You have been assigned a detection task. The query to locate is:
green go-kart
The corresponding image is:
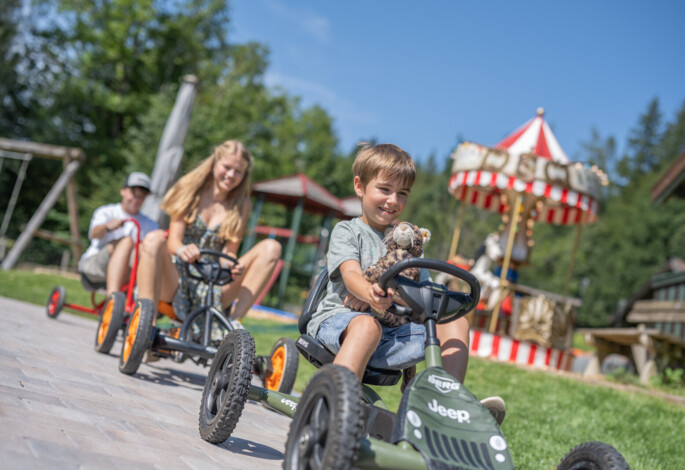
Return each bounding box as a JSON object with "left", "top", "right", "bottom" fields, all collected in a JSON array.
[
  {"left": 199, "top": 258, "right": 629, "bottom": 470},
  {"left": 109, "top": 248, "right": 298, "bottom": 394}
]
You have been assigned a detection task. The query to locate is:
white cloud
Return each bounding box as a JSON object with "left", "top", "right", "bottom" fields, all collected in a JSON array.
[{"left": 265, "top": 71, "right": 376, "bottom": 128}]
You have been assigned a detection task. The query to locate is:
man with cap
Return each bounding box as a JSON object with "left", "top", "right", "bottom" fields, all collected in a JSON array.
[{"left": 78, "top": 172, "right": 159, "bottom": 295}]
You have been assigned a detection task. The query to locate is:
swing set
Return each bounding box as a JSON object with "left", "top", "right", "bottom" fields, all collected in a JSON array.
[{"left": 0, "top": 137, "right": 85, "bottom": 271}]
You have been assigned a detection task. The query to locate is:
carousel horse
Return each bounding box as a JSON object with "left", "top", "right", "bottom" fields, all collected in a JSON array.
[
  {"left": 470, "top": 232, "right": 503, "bottom": 304},
  {"left": 437, "top": 232, "right": 503, "bottom": 304}
]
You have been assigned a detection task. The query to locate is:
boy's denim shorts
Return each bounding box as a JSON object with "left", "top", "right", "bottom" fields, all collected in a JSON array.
[{"left": 316, "top": 310, "right": 426, "bottom": 371}]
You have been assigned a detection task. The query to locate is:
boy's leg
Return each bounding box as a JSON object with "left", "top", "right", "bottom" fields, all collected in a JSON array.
[
  {"left": 106, "top": 236, "right": 134, "bottom": 295},
  {"left": 436, "top": 316, "right": 506, "bottom": 425},
  {"left": 221, "top": 238, "right": 281, "bottom": 319},
  {"left": 436, "top": 316, "right": 470, "bottom": 383},
  {"left": 334, "top": 315, "right": 383, "bottom": 380}
]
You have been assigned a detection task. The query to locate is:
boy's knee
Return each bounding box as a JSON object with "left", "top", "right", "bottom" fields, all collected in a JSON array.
[
  {"left": 114, "top": 236, "right": 134, "bottom": 251},
  {"left": 348, "top": 314, "right": 382, "bottom": 338}
]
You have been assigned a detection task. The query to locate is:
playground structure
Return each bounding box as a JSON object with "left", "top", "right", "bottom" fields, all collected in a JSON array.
[
  {"left": 0, "top": 138, "right": 85, "bottom": 271},
  {"left": 240, "top": 173, "right": 360, "bottom": 308},
  {"left": 447, "top": 109, "right": 608, "bottom": 371}
]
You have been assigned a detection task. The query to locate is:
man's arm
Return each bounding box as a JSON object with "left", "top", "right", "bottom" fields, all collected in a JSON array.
[{"left": 88, "top": 218, "right": 123, "bottom": 240}]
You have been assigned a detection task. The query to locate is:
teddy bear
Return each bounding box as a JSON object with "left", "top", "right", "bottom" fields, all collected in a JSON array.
[{"left": 362, "top": 221, "right": 431, "bottom": 328}]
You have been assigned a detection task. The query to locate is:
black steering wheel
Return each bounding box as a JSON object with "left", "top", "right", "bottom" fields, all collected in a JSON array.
[
  {"left": 378, "top": 258, "right": 480, "bottom": 324},
  {"left": 183, "top": 249, "right": 239, "bottom": 287}
]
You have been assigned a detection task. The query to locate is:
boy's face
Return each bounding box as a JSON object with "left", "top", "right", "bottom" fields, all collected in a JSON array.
[
  {"left": 354, "top": 172, "right": 410, "bottom": 232},
  {"left": 120, "top": 186, "right": 149, "bottom": 215}
]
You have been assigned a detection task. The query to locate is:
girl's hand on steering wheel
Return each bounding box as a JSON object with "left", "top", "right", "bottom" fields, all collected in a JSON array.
[
  {"left": 230, "top": 261, "right": 245, "bottom": 278},
  {"left": 176, "top": 243, "right": 201, "bottom": 263}
]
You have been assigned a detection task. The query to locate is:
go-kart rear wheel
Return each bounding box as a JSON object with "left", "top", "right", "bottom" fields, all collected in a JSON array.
[
  {"left": 262, "top": 337, "right": 299, "bottom": 394},
  {"left": 199, "top": 329, "right": 255, "bottom": 443},
  {"left": 119, "top": 299, "right": 154, "bottom": 375},
  {"left": 94, "top": 292, "right": 126, "bottom": 354},
  {"left": 46, "top": 286, "right": 66, "bottom": 319},
  {"left": 558, "top": 441, "right": 629, "bottom": 470},
  {"left": 283, "top": 364, "right": 363, "bottom": 470}
]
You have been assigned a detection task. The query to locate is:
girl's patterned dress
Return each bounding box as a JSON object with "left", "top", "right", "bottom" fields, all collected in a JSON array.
[{"left": 172, "top": 216, "right": 227, "bottom": 319}]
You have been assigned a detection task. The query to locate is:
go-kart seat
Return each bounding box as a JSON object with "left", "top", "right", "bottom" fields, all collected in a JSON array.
[
  {"left": 79, "top": 272, "right": 107, "bottom": 292},
  {"left": 296, "top": 268, "right": 401, "bottom": 386}
]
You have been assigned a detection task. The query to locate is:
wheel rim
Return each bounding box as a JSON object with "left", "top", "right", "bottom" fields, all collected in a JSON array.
[
  {"left": 97, "top": 299, "right": 114, "bottom": 345},
  {"left": 294, "top": 395, "right": 330, "bottom": 470},
  {"left": 48, "top": 290, "right": 60, "bottom": 314},
  {"left": 204, "top": 348, "right": 234, "bottom": 422},
  {"left": 264, "top": 345, "right": 286, "bottom": 390},
  {"left": 122, "top": 307, "right": 140, "bottom": 363}
]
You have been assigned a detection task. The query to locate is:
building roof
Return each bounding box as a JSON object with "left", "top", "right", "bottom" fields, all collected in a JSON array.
[{"left": 652, "top": 150, "right": 685, "bottom": 205}]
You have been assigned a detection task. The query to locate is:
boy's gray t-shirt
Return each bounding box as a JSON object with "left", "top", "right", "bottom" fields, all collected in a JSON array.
[
  {"left": 307, "top": 217, "right": 386, "bottom": 338},
  {"left": 306, "top": 217, "right": 429, "bottom": 338}
]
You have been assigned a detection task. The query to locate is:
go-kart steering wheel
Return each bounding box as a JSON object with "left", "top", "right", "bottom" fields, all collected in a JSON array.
[
  {"left": 378, "top": 258, "right": 480, "bottom": 324},
  {"left": 183, "top": 249, "right": 239, "bottom": 287}
]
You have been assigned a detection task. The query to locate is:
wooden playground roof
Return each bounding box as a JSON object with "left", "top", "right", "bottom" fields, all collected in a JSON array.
[
  {"left": 652, "top": 150, "right": 685, "bottom": 205},
  {"left": 252, "top": 173, "right": 360, "bottom": 219}
]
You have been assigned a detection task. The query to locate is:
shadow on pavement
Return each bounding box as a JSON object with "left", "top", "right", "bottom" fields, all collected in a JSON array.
[
  {"left": 219, "top": 436, "right": 283, "bottom": 461},
  {"left": 133, "top": 364, "right": 207, "bottom": 389}
]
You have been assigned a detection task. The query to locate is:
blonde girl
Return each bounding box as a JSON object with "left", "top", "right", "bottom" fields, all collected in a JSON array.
[{"left": 136, "top": 139, "right": 281, "bottom": 321}]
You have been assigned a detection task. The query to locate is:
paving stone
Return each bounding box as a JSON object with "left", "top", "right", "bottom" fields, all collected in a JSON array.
[{"left": 0, "top": 296, "right": 292, "bottom": 469}]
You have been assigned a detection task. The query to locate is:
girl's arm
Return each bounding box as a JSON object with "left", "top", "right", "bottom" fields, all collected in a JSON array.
[{"left": 168, "top": 216, "right": 199, "bottom": 263}]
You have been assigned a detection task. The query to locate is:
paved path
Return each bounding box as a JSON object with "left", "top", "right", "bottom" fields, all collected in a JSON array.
[{"left": 0, "top": 296, "right": 291, "bottom": 469}]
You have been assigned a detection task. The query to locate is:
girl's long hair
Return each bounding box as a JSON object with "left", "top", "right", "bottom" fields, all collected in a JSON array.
[{"left": 160, "top": 140, "right": 254, "bottom": 243}]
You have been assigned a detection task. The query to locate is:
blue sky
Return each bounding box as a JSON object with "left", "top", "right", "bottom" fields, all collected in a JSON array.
[{"left": 230, "top": 1, "right": 684, "bottom": 165}]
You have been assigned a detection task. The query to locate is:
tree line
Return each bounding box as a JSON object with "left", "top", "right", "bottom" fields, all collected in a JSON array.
[{"left": 2, "top": 0, "right": 684, "bottom": 323}]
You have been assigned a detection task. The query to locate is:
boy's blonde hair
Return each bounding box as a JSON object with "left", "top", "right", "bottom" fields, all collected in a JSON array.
[
  {"left": 352, "top": 143, "right": 416, "bottom": 188},
  {"left": 161, "top": 139, "right": 253, "bottom": 243}
]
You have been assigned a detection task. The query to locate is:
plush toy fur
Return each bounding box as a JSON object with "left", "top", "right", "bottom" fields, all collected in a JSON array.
[{"left": 363, "top": 221, "right": 431, "bottom": 327}]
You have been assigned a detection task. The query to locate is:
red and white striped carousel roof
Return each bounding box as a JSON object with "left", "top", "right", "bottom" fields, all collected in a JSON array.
[{"left": 495, "top": 108, "right": 569, "bottom": 164}]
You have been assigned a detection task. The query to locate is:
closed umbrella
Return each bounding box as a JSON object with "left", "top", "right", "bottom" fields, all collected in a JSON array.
[{"left": 141, "top": 75, "right": 198, "bottom": 227}]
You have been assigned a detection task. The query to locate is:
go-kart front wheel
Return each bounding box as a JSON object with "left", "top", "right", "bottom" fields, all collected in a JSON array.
[
  {"left": 119, "top": 299, "right": 154, "bottom": 375},
  {"left": 558, "top": 441, "right": 629, "bottom": 470},
  {"left": 283, "top": 364, "right": 363, "bottom": 470},
  {"left": 262, "top": 337, "right": 299, "bottom": 394},
  {"left": 46, "top": 286, "right": 66, "bottom": 319},
  {"left": 94, "top": 292, "right": 126, "bottom": 354},
  {"left": 199, "top": 329, "right": 255, "bottom": 443}
]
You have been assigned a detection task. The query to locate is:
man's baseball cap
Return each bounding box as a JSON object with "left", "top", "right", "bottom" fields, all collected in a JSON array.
[{"left": 123, "top": 172, "right": 152, "bottom": 192}]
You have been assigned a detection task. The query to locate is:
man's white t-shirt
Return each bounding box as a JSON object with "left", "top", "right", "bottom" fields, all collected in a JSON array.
[{"left": 78, "top": 203, "right": 159, "bottom": 271}]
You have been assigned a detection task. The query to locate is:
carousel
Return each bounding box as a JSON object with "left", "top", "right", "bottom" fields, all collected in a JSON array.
[{"left": 447, "top": 108, "right": 608, "bottom": 371}]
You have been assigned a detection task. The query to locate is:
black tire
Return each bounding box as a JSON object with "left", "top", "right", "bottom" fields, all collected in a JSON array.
[
  {"left": 283, "top": 364, "right": 363, "bottom": 470},
  {"left": 46, "top": 286, "right": 66, "bottom": 319},
  {"left": 262, "top": 337, "right": 299, "bottom": 394},
  {"left": 558, "top": 441, "right": 630, "bottom": 470},
  {"left": 119, "top": 299, "right": 155, "bottom": 375},
  {"left": 94, "top": 292, "right": 126, "bottom": 354},
  {"left": 199, "top": 329, "right": 255, "bottom": 443}
]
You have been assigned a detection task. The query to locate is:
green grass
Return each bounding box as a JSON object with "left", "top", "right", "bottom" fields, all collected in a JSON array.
[{"left": 3, "top": 268, "right": 685, "bottom": 469}]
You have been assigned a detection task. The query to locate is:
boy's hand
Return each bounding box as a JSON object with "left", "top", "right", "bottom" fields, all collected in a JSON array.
[
  {"left": 368, "top": 283, "right": 394, "bottom": 312},
  {"left": 344, "top": 294, "right": 369, "bottom": 312}
]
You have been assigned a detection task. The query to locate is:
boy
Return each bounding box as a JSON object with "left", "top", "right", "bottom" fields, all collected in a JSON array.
[
  {"left": 78, "top": 172, "right": 158, "bottom": 296},
  {"left": 307, "top": 143, "right": 505, "bottom": 424}
]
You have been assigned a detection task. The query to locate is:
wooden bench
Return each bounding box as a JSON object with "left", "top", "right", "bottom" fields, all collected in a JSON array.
[{"left": 578, "top": 300, "right": 685, "bottom": 383}]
